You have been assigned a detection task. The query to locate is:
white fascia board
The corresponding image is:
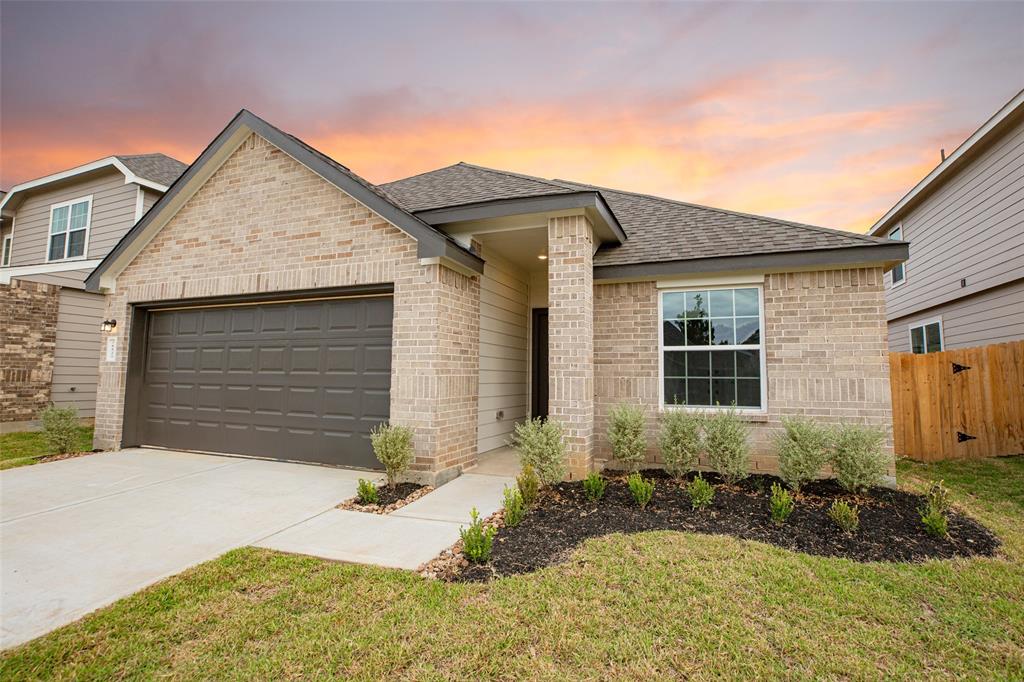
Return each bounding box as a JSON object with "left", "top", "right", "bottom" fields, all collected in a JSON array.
[
  {"left": 0, "top": 258, "right": 102, "bottom": 284},
  {"left": 0, "top": 158, "right": 169, "bottom": 214}
]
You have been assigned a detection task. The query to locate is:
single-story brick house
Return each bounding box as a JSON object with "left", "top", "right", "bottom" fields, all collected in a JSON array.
[{"left": 86, "top": 110, "right": 908, "bottom": 484}]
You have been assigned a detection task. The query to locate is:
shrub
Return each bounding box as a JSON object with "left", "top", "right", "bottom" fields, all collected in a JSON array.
[
  {"left": 919, "top": 481, "right": 951, "bottom": 538},
  {"left": 828, "top": 500, "right": 860, "bottom": 533},
  {"left": 607, "top": 403, "right": 648, "bottom": 471},
  {"left": 658, "top": 409, "right": 702, "bottom": 479},
  {"left": 769, "top": 482, "right": 795, "bottom": 525},
  {"left": 627, "top": 472, "right": 655, "bottom": 509},
  {"left": 583, "top": 472, "right": 607, "bottom": 502},
  {"left": 774, "top": 417, "right": 832, "bottom": 491},
  {"left": 688, "top": 474, "right": 715, "bottom": 510},
  {"left": 370, "top": 422, "right": 414, "bottom": 488},
  {"left": 704, "top": 406, "right": 751, "bottom": 484},
  {"left": 923, "top": 481, "right": 952, "bottom": 515},
  {"left": 503, "top": 486, "right": 525, "bottom": 527},
  {"left": 460, "top": 508, "right": 497, "bottom": 563},
  {"left": 356, "top": 478, "right": 379, "bottom": 505},
  {"left": 831, "top": 423, "right": 888, "bottom": 492},
  {"left": 40, "top": 405, "right": 80, "bottom": 455},
  {"left": 516, "top": 464, "right": 540, "bottom": 506},
  {"left": 510, "top": 417, "right": 566, "bottom": 485}
]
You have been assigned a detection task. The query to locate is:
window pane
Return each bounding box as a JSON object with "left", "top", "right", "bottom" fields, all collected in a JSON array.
[
  {"left": 685, "top": 291, "right": 708, "bottom": 319},
  {"left": 736, "top": 350, "right": 759, "bottom": 377},
  {"left": 925, "top": 323, "right": 942, "bottom": 353},
  {"left": 2, "top": 238, "right": 10, "bottom": 266},
  {"left": 685, "top": 319, "right": 709, "bottom": 345},
  {"left": 687, "top": 378, "right": 710, "bottom": 406},
  {"left": 69, "top": 201, "right": 89, "bottom": 230},
  {"left": 712, "top": 378, "right": 735, "bottom": 407},
  {"left": 67, "top": 230, "right": 86, "bottom": 258},
  {"left": 911, "top": 326, "right": 925, "bottom": 354},
  {"left": 709, "top": 289, "right": 733, "bottom": 317},
  {"left": 50, "top": 206, "right": 69, "bottom": 234},
  {"left": 664, "top": 320, "right": 685, "bottom": 346},
  {"left": 662, "top": 292, "right": 686, "bottom": 321},
  {"left": 664, "top": 351, "right": 686, "bottom": 377},
  {"left": 892, "top": 263, "right": 905, "bottom": 283},
  {"left": 664, "top": 379, "right": 686, "bottom": 405},
  {"left": 711, "top": 318, "right": 734, "bottom": 345},
  {"left": 48, "top": 234, "right": 66, "bottom": 260},
  {"left": 734, "top": 288, "right": 759, "bottom": 316},
  {"left": 711, "top": 351, "right": 734, "bottom": 377},
  {"left": 736, "top": 378, "right": 761, "bottom": 407},
  {"left": 686, "top": 351, "right": 710, "bottom": 377},
  {"left": 735, "top": 317, "right": 760, "bottom": 345}
]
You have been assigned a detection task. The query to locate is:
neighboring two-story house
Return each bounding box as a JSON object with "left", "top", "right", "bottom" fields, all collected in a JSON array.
[
  {"left": 1, "top": 154, "right": 186, "bottom": 430},
  {"left": 871, "top": 89, "right": 1024, "bottom": 353}
]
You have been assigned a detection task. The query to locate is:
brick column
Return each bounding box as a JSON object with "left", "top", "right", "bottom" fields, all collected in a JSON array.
[{"left": 548, "top": 214, "right": 594, "bottom": 479}]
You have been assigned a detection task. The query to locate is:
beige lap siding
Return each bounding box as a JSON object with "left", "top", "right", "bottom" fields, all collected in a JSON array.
[
  {"left": 593, "top": 268, "right": 895, "bottom": 474},
  {"left": 93, "top": 133, "right": 479, "bottom": 481}
]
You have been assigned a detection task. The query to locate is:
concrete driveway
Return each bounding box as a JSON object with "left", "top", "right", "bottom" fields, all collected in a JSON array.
[{"left": 0, "top": 448, "right": 363, "bottom": 649}]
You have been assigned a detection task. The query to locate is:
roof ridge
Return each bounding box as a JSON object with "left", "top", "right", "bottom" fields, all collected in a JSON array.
[
  {"left": 378, "top": 162, "right": 464, "bottom": 187},
  {"left": 553, "top": 178, "right": 890, "bottom": 245},
  {"left": 455, "top": 161, "right": 573, "bottom": 191}
]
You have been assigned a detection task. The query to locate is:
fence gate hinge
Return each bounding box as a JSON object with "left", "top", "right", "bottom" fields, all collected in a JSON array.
[
  {"left": 952, "top": 362, "right": 971, "bottom": 374},
  {"left": 957, "top": 431, "right": 977, "bottom": 443}
]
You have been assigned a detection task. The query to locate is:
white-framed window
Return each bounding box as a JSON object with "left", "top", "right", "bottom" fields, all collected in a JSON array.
[
  {"left": 47, "top": 196, "right": 92, "bottom": 262},
  {"left": 889, "top": 225, "right": 905, "bottom": 286},
  {"left": 659, "top": 285, "right": 766, "bottom": 411},
  {"left": 1, "top": 234, "right": 11, "bottom": 266},
  {"left": 910, "top": 318, "right": 943, "bottom": 354}
]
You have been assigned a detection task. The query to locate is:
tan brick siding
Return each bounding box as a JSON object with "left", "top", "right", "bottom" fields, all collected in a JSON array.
[
  {"left": 594, "top": 268, "right": 895, "bottom": 475},
  {"left": 1, "top": 279, "right": 59, "bottom": 423},
  {"left": 93, "top": 133, "right": 478, "bottom": 481}
]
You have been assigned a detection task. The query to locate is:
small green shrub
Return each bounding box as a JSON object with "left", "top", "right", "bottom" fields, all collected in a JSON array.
[
  {"left": 687, "top": 474, "right": 715, "bottom": 510},
  {"left": 370, "top": 422, "right": 415, "bottom": 488},
  {"left": 769, "top": 482, "right": 795, "bottom": 525},
  {"left": 583, "top": 472, "right": 607, "bottom": 502},
  {"left": 704, "top": 406, "right": 751, "bottom": 484},
  {"left": 502, "top": 486, "right": 525, "bottom": 527},
  {"left": 607, "top": 402, "right": 648, "bottom": 471},
  {"left": 828, "top": 500, "right": 860, "bottom": 533},
  {"left": 831, "top": 423, "right": 888, "bottom": 492},
  {"left": 774, "top": 417, "right": 832, "bottom": 491},
  {"left": 923, "top": 481, "right": 952, "bottom": 515},
  {"left": 40, "top": 405, "right": 80, "bottom": 455},
  {"left": 517, "top": 463, "right": 540, "bottom": 506},
  {"left": 919, "top": 480, "right": 951, "bottom": 538},
  {"left": 460, "top": 508, "right": 497, "bottom": 563},
  {"left": 627, "top": 472, "right": 655, "bottom": 509},
  {"left": 510, "top": 418, "right": 567, "bottom": 485},
  {"left": 356, "top": 478, "right": 379, "bottom": 505},
  {"left": 658, "top": 409, "right": 702, "bottom": 478}
]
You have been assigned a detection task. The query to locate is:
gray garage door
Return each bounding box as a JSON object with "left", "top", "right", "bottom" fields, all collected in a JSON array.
[{"left": 139, "top": 296, "right": 392, "bottom": 469}]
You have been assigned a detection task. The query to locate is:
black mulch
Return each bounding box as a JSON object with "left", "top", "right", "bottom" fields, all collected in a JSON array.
[
  {"left": 372, "top": 482, "right": 425, "bottom": 507},
  {"left": 457, "top": 470, "right": 1000, "bottom": 582}
]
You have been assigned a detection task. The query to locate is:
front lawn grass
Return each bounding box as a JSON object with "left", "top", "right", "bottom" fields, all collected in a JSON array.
[
  {"left": 0, "top": 427, "right": 94, "bottom": 470},
  {"left": 2, "top": 456, "right": 1022, "bottom": 680}
]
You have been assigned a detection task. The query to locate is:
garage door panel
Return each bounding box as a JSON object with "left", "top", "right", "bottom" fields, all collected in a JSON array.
[{"left": 290, "top": 346, "right": 322, "bottom": 373}]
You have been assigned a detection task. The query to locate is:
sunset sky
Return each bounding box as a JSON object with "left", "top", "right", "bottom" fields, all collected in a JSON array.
[{"left": 2, "top": 1, "right": 1021, "bottom": 232}]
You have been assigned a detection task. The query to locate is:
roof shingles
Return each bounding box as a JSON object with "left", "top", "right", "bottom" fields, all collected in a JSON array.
[{"left": 115, "top": 154, "right": 188, "bottom": 187}]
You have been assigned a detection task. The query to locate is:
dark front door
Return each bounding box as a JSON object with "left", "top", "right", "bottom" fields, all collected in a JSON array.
[
  {"left": 531, "top": 308, "right": 549, "bottom": 419},
  {"left": 137, "top": 295, "right": 393, "bottom": 468}
]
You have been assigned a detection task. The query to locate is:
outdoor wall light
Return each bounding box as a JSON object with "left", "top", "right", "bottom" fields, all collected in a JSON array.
[
  {"left": 100, "top": 319, "right": 117, "bottom": 333},
  {"left": 537, "top": 253, "right": 548, "bottom": 260}
]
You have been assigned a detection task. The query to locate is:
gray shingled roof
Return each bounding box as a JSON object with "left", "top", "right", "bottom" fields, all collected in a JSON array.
[
  {"left": 116, "top": 153, "right": 188, "bottom": 187},
  {"left": 383, "top": 163, "right": 893, "bottom": 267}
]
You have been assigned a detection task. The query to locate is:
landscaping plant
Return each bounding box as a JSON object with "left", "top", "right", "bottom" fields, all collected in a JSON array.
[
  {"left": 517, "top": 463, "right": 541, "bottom": 506},
  {"left": 828, "top": 500, "right": 860, "bottom": 533},
  {"left": 919, "top": 481, "right": 951, "bottom": 538},
  {"left": 502, "top": 486, "right": 525, "bottom": 527},
  {"left": 356, "top": 478, "right": 379, "bottom": 505},
  {"left": 687, "top": 474, "right": 715, "bottom": 510},
  {"left": 774, "top": 416, "right": 832, "bottom": 491},
  {"left": 510, "top": 417, "right": 567, "bottom": 485},
  {"left": 370, "top": 422, "right": 414, "bottom": 488},
  {"left": 831, "top": 423, "right": 888, "bottom": 492},
  {"left": 704, "top": 406, "right": 751, "bottom": 484},
  {"left": 583, "top": 472, "right": 607, "bottom": 502},
  {"left": 607, "top": 402, "right": 648, "bottom": 471},
  {"left": 769, "top": 482, "right": 795, "bottom": 525},
  {"left": 658, "top": 409, "right": 702, "bottom": 479},
  {"left": 627, "top": 472, "right": 655, "bottom": 509},
  {"left": 460, "top": 507, "right": 497, "bottom": 563},
  {"left": 40, "top": 405, "right": 80, "bottom": 455}
]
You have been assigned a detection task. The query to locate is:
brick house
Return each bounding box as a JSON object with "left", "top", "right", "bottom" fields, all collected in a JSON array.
[{"left": 85, "top": 110, "right": 908, "bottom": 484}]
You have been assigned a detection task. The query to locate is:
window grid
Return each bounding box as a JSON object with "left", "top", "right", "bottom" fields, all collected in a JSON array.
[{"left": 47, "top": 197, "right": 91, "bottom": 262}]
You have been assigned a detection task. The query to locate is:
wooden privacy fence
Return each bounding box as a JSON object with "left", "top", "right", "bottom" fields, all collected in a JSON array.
[{"left": 889, "top": 340, "right": 1024, "bottom": 462}]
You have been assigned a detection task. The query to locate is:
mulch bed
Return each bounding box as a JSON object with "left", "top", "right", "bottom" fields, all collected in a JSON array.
[
  {"left": 448, "top": 470, "right": 1000, "bottom": 582},
  {"left": 337, "top": 482, "right": 431, "bottom": 514}
]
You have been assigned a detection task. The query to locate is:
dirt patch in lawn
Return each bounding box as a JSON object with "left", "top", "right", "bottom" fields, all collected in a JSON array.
[
  {"left": 445, "top": 470, "right": 1000, "bottom": 582},
  {"left": 337, "top": 482, "right": 431, "bottom": 514}
]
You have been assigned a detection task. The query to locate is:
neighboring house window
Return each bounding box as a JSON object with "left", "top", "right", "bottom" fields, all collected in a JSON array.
[
  {"left": 910, "top": 319, "right": 943, "bottom": 354},
  {"left": 660, "top": 286, "right": 765, "bottom": 410},
  {"left": 47, "top": 196, "right": 92, "bottom": 261},
  {"left": 889, "top": 225, "right": 905, "bottom": 286},
  {"left": 1, "top": 235, "right": 11, "bottom": 266}
]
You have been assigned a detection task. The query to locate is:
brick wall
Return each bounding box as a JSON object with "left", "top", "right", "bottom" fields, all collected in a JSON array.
[
  {"left": 593, "top": 268, "right": 895, "bottom": 474},
  {"left": 94, "top": 133, "right": 479, "bottom": 483},
  {"left": 1, "top": 279, "right": 59, "bottom": 423}
]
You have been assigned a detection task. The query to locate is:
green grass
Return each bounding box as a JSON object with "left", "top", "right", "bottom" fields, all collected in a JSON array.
[
  {"left": 0, "top": 427, "right": 94, "bottom": 470},
  {"left": 3, "top": 456, "right": 1022, "bottom": 680}
]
